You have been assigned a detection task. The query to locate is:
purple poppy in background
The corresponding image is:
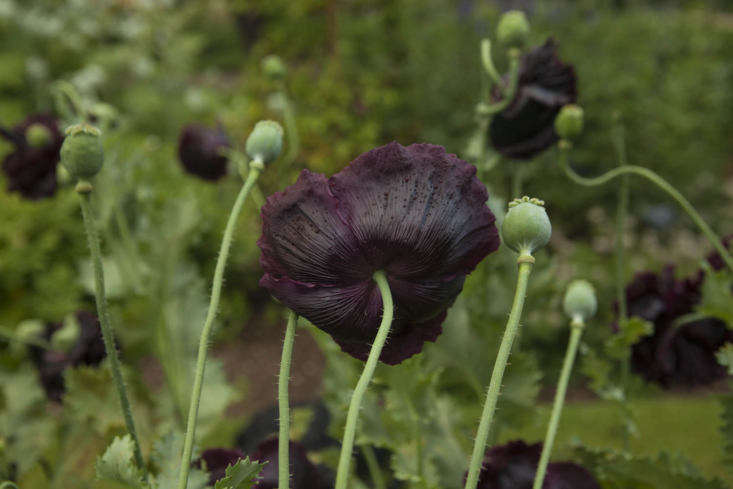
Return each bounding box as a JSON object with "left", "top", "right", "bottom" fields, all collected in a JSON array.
[
  {"left": 178, "top": 124, "right": 230, "bottom": 181},
  {"left": 198, "top": 448, "right": 245, "bottom": 485},
  {"left": 1, "top": 114, "right": 63, "bottom": 199},
  {"left": 469, "top": 440, "right": 600, "bottom": 489},
  {"left": 250, "top": 438, "right": 326, "bottom": 489},
  {"left": 488, "top": 39, "right": 577, "bottom": 160},
  {"left": 705, "top": 234, "right": 732, "bottom": 272},
  {"left": 30, "top": 311, "right": 106, "bottom": 401},
  {"left": 258, "top": 142, "right": 500, "bottom": 364},
  {"left": 617, "top": 265, "right": 731, "bottom": 388}
]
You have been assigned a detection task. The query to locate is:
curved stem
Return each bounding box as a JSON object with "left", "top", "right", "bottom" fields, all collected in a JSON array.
[
  {"left": 480, "top": 39, "right": 502, "bottom": 86},
  {"left": 559, "top": 145, "right": 733, "bottom": 272},
  {"left": 176, "top": 166, "right": 262, "bottom": 489},
  {"left": 464, "top": 259, "right": 534, "bottom": 489},
  {"left": 361, "top": 445, "right": 386, "bottom": 489},
  {"left": 476, "top": 53, "right": 520, "bottom": 116},
  {"left": 532, "top": 321, "right": 584, "bottom": 489},
  {"left": 334, "top": 270, "right": 394, "bottom": 489},
  {"left": 78, "top": 191, "right": 145, "bottom": 471},
  {"left": 278, "top": 311, "right": 298, "bottom": 489}
]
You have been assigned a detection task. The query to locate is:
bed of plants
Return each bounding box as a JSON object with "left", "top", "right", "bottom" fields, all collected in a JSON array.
[{"left": 0, "top": 1, "right": 731, "bottom": 488}]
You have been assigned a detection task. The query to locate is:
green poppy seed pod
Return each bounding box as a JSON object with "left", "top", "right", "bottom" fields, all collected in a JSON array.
[
  {"left": 245, "top": 120, "right": 283, "bottom": 165},
  {"left": 25, "top": 122, "right": 54, "bottom": 148},
  {"left": 563, "top": 279, "right": 597, "bottom": 323},
  {"left": 60, "top": 123, "right": 103, "bottom": 180},
  {"left": 501, "top": 196, "right": 551, "bottom": 256},
  {"left": 262, "top": 55, "right": 287, "bottom": 81},
  {"left": 554, "top": 104, "right": 584, "bottom": 141},
  {"left": 496, "top": 10, "right": 530, "bottom": 48}
]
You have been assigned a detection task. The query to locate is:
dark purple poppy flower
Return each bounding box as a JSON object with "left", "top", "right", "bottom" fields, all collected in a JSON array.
[
  {"left": 469, "top": 440, "right": 599, "bottom": 489},
  {"left": 1, "top": 114, "right": 63, "bottom": 199},
  {"left": 617, "top": 266, "right": 731, "bottom": 388},
  {"left": 30, "top": 311, "right": 106, "bottom": 401},
  {"left": 705, "top": 234, "right": 732, "bottom": 272},
  {"left": 250, "top": 438, "right": 325, "bottom": 489},
  {"left": 198, "top": 448, "right": 245, "bottom": 485},
  {"left": 178, "top": 124, "right": 230, "bottom": 181},
  {"left": 488, "top": 39, "right": 577, "bottom": 160},
  {"left": 258, "top": 142, "right": 500, "bottom": 364}
]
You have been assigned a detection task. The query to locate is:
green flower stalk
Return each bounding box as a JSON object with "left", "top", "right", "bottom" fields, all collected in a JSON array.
[
  {"left": 61, "top": 124, "right": 146, "bottom": 471},
  {"left": 177, "top": 121, "right": 282, "bottom": 489},
  {"left": 557, "top": 140, "right": 733, "bottom": 272},
  {"left": 334, "top": 270, "right": 394, "bottom": 489},
  {"left": 464, "top": 197, "right": 551, "bottom": 489},
  {"left": 278, "top": 311, "right": 298, "bottom": 489},
  {"left": 532, "top": 280, "right": 597, "bottom": 489}
]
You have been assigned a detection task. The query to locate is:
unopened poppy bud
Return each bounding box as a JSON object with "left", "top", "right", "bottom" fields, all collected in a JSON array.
[
  {"left": 554, "top": 104, "right": 584, "bottom": 141},
  {"left": 25, "top": 122, "right": 54, "bottom": 148},
  {"left": 245, "top": 120, "right": 283, "bottom": 165},
  {"left": 60, "top": 123, "right": 103, "bottom": 180},
  {"left": 501, "top": 196, "right": 551, "bottom": 256},
  {"left": 563, "top": 279, "right": 597, "bottom": 324},
  {"left": 262, "top": 55, "right": 287, "bottom": 81},
  {"left": 496, "top": 10, "right": 530, "bottom": 48}
]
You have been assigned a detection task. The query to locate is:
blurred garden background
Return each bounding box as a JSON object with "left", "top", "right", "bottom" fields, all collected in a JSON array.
[{"left": 0, "top": 0, "right": 731, "bottom": 487}]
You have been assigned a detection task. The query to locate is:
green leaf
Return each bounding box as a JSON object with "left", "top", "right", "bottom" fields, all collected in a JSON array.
[
  {"left": 721, "top": 391, "right": 733, "bottom": 474},
  {"left": 151, "top": 432, "right": 208, "bottom": 489},
  {"left": 213, "top": 458, "right": 265, "bottom": 489},
  {"left": 605, "top": 316, "right": 653, "bottom": 360},
  {"left": 96, "top": 435, "right": 146, "bottom": 488},
  {"left": 574, "top": 445, "right": 728, "bottom": 489},
  {"left": 697, "top": 268, "right": 733, "bottom": 325}
]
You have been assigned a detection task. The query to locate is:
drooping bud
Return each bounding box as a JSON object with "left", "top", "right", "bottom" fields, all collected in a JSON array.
[
  {"left": 496, "top": 10, "right": 530, "bottom": 49},
  {"left": 554, "top": 104, "right": 584, "bottom": 141},
  {"left": 60, "top": 123, "right": 103, "bottom": 180},
  {"left": 262, "top": 55, "right": 287, "bottom": 81},
  {"left": 501, "top": 196, "right": 551, "bottom": 256},
  {"left": 25, "top": 122, "right": 54, "bottom": 148},
  {"left": 245, "top": 120, "right": 283, "bottom": 165},
  {"left": 563, "top": 279, "right": 597, "bottom": 324}
]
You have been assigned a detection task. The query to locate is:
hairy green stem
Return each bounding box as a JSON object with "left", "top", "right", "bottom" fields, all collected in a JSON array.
[
  {"left": 334, "top": 270, "right": 394, "bottom": 489},
  {"left": 78, "top": 190, "right": 145, "bottom": 471},
  {"left": 559, "top": 145, "right": 733, "bottom": 272},
  {"left": 177, "top": 165, "right": 262, "bottom": 489},
  {"left": 532, "top": 321, "right": 584, "bottom": 489},
  {"left": 361, "top": 445, "right": 386, "bottom": 489},
  {"left": 480, "top": 39, "right": 502, "bottom": 86},
  {"left": 278, "top": 311, "right": 298, "bottom": 489},
  {"left": 476, "top": 52, "right": 520, "bottom": 116},
  {"left": 464, "top": 259, "right": 534, "bottom": 489}
]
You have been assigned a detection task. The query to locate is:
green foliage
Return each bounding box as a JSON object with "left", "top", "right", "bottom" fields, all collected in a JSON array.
[
  {"left": 721, "top": 392, "right": 733, "bottom": 474},
  {"left": 574, "top": 445, "right": 729, "bottom": 489},
  {"left": 96, "top": 435, "right": 146, "bottom": 488},
  {"left": 212, "top": 458, "right": 265, "bottom": 489},
  {"left": 697, "top": 268, "right": 733, "bottom": 326},
  {"left": 151, "top": 432, "right": 209, "bottom": 489}
]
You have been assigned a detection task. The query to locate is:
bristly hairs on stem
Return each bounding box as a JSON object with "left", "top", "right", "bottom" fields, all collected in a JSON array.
[{"left": 278, "top": 311, "right": 298, "bottom": 489}]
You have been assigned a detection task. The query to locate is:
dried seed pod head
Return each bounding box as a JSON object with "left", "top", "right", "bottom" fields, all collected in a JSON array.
[
  {"left": 60, "top": 123, "right": 103, "bottom": 180},
  {"left": 554, "top": 104, "right": 584, "bottom": 141},
  {"left": 501, "top": 196, "right": 551, "bottom": 256},
  {"left": 563, "top": 279, "right": 597, "bottom": 323},
  {"left": 496, "top": 10, "right": 530, "bottom": 49},
  {"left": 246, "top": 120, "right": 283, "bottom": 165},
  {"left": 262, "top": 55, "right": 287, "bottom": 81}
]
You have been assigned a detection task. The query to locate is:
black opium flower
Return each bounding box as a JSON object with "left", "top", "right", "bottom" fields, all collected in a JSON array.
[
  {"left": 705, "top": 234, "right": 732, "bottom": 272},
  {"left": 30, "top": 311, "right": 106, "bottom": 401},
  {"left": 259, "top": 142, "right": 500, "bottom": 364},
  {"left": 198, "top": 448, "right": 245, "bottom": 485},
  {"left": 470, "top": 440, "right": 599, "bottom": 489},
  {"left": 1, "top": 114, "right": 63, "bottom": 199},
  {"left": 618, "top": 266, "right": 731, "bottom": 388},
  {"left": 178, "top": 124, "right": 230, "bottom": 181},
  {"left": 489, "top": 39, "right": 577, "bottom": 160},
  {"left": 250, "top": 438, "right": 325, "bottom": 489}
]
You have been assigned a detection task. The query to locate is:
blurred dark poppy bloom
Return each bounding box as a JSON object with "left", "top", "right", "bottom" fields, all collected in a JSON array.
[
  {"left": 488, "top": 39, "right": 577, "bottom": 160},
  {"left": 178, "top": 124, "right": 230, "bottom": 181},
  {"left": 1, "top": 114, "right": 63, "bottom": 199},
  {"left": 250, "top": 438, "right": 325, "bottom": 489},
  {"left": 30, "top": 311, "right": 106, "bottom": 401},
  {"left": 198, "top": 448, "right": 245, "bottom": 485},
  {"left": 259, "top": 142, "right": 500, "bottom": 364},
  {"left": 469, "top": 440, "right": 599, "bottom": 489},
  {"left": 705, "top": 234, "right": 732, "bottom": 272},
  {"left": 617, "top": 266, "right": 731, "bottom": 388}
]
